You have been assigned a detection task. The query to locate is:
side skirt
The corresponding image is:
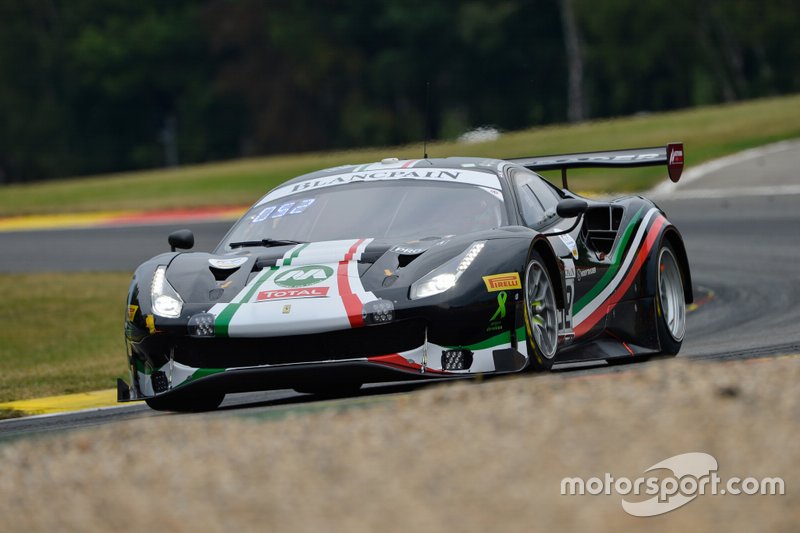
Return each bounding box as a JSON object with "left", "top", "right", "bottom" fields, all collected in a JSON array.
[{"left": 556, "top": 337, "right": 660, "bottom": 363}]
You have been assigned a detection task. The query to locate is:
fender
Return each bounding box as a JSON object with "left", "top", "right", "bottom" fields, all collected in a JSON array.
[
  {"left": 659, "top": 225, "right": 694, "bottom": 304},
  {"left": 641, "top": 222, "right": 694, "bottom": 304},
  {"left": 529, "top": 237, "right": 566, "bottom": 310}
]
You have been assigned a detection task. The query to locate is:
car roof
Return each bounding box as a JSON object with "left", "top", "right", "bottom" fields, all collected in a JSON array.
[{"left": 280, "top": 157, "right": 509, "bottom": 188}]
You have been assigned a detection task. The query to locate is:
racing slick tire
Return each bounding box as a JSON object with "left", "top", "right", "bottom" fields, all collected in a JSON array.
[
  {"left": 145, "top": 391, "right": 225, "bottom": 412},
  {"left": 605, "top": 240, "right": 686, "bottom": 365},
  {"left": 655, "top": 241, "right": 686, "bottom": 356},
  {"left": 523, "top": 251, "right": 559, "bottom": 372}
]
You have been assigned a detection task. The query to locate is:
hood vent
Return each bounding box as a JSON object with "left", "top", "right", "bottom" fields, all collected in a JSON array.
[
  {"left": 397, "top": 253, "right": 423, "bottom": 268},
  {"left": 209, "top": 266, "right": 238, "bottom": 281}
]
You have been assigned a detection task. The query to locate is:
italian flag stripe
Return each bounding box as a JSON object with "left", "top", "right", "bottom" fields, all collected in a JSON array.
[
  {"left": 337, "top": 239, "right": 366, "bottom": 327},
  {"left": 574, "top": 214, "right": 666, "bottom": 337},
  {"left": 215, "top": 267, "right": 278, "bottom": 337},
  {"left": 573, "top": 207, "right": 644, "bottom": 315},
  {"left": 281, "top": 242, "right": 310, "bottom": 266}
]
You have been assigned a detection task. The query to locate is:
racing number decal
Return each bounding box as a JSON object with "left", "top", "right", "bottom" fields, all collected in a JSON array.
[
  {"left": 561, "top": 283, "right": 574, "bottom": 331},
  {"left": 560, "top": 259, "right": 576, "bottom": 332}
]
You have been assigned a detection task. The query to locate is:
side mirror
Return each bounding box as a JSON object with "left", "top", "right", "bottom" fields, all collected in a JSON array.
[
  {"left": 541, "top": 199, "right": 588, "bottom": 237},
  {"left": 168, "top": 229, "right": 194, "bottom": 252},
  {"left": 556, "top": 199, "right": 588, "bottom": 219}
]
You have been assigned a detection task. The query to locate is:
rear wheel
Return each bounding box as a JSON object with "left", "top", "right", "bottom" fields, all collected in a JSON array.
[
  {"left": 656, "top": 242, "right": 686, "bottom": 355},
  {"left": 523, "top": 251, "right": 559, "bottom": 371},
  {"left": 145, "top": 391, "right": 225, "bottom": 412}
]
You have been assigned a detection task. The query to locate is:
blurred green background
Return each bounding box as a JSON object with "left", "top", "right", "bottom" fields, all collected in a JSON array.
[
  {"left": 2, "top": 0, "right": 799, "bottom": 184},
  {"left": 2, "top": 0, "right": 800, "bottom": 405}
]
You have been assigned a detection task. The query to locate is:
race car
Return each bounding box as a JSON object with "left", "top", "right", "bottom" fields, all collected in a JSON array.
[{"left": 119, "top": 143, "right": 692, "bottom": 411}]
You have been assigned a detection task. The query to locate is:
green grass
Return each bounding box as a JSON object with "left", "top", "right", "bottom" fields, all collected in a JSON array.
[
  {"left": 2, "top": 94, "right": 800, "bottom": 216},
  {"left": 0, "top": 273, "right": 130, "bottom": 402},
  {"left": 2, "top": 95, "right": 800, "bottom": 403},
  {"left": 0, "top": 408, "right": 24, "bottom": 420}
]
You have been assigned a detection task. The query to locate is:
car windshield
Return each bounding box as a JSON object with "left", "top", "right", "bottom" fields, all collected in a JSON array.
[{"left": 218, "top": 180, "right": 507, "bottom": 250}]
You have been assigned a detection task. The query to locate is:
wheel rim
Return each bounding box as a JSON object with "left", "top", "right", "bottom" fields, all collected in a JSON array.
[
  {"left": 658, "top": 247, "right": 686, "bottom": 342},
  {"left": 525, "top": 260, "right": 558, "bottom": 359}
]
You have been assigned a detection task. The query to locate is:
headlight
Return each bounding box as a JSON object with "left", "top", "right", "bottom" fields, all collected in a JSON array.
[
  {"left": 410, "top": 241, "right": 486, "bottom": 300},
  {"left": 151, "top": 265, "right": 183, "bottom": 318}
]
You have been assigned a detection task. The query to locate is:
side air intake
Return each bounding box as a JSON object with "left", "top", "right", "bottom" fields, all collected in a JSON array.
[{"left": 581, "top": 205, "right": 624, "bottom": 255}]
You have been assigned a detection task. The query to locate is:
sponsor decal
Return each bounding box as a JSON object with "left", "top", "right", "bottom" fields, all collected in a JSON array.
[
  {"left": 481, "top": 187, "right": 504, "bottom": 201},
  {"left": 393, "top": 245, "right": 425, "bottom": 255},
  {"left": 483, "top": 272, "right": 522, "bottom": 292},
  {"left": 257, "top": 287, "right": 330, "bottom": 301},
  {"left": 290, "top": 169, "right": 464, "bottom": 193},
  {"left": 127, "top": 305, "right": 138, "bottom": 322},
  {"left": 211, "top": 238, "right": 377, "bottom": 337},
  {"left": 576, "top": 267, "right": 596, "bottom": 281},
  {"left": 487, "top": 291, "right": 508, "bottom": 332},
  {"left": 273, "top": 265, "right": 334, "bottom": 288},
  {"left": 257, "top": 169, "right": 503, "bottom": 205},
  {"left": 667, "top": 144, "right": 685, "bottom": 182},
  {"left": 208, "top": 257, "right": 248, "bottom": 269},
  {"left": 531, "top": 152, "right": 661, "bottom": 167},
  {"left": 558, "top": 233, "right": 579, "bottom": 259}
]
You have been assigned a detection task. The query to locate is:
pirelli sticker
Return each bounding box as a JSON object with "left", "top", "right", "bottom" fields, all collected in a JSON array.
[{"left": 483, "top": 272, "right": 522, "bottom": 292}]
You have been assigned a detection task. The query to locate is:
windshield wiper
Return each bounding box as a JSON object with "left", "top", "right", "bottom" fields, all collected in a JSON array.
[{"left": 228, "top": 238, "right": 307, "bottom": 249}]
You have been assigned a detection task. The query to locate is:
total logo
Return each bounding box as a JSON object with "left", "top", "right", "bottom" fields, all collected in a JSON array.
[
  {"left": 257, "top": 287, "right": 329, "bottom": 301},
  {"left": 273, "top": 265, "right": 334, "bottom": 288}
]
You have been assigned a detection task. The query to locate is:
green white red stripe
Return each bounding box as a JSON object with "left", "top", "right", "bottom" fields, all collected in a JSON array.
[
  {"left": 209, "top": 238, "right": 376, "bottom": 337},
  {"left": 338, "top": 239, "right": 368, "bottom": 327},
  {"left": 573, "top": 207, "right": 665, "bottom": 337}
]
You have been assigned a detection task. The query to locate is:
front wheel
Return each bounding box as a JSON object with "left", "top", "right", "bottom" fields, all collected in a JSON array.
[
  {"left": 523, "top": 251, "right": 559, "bottom": 371},
  {"left": 655, "top": 242, "right": 686, "bottom": 355}
]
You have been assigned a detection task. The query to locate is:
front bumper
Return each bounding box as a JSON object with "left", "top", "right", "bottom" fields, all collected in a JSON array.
[
  {"left": 119, "top": 357, "right": 448, "bottom": 403},
  {"left": 120, "top": 338, "right": 529, "bottom": 402}
]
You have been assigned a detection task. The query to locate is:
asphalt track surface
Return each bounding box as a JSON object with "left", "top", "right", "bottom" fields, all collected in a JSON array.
[{"left": 2, "top": 143, "right": 799, "bottom": 439}]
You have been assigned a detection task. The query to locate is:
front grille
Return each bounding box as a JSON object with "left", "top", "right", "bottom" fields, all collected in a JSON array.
[{"left": 174, "top": 319, "right": 425, "bottom": 369}]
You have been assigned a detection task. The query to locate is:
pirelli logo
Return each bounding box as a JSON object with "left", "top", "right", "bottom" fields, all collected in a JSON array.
[{"left": 483, "top": 272, "right": 522, "bottom": 292}]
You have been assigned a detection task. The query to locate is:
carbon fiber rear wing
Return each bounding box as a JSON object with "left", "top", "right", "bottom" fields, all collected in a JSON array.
[{"left": 508, "top": 142, "right": 684, "bottom": 189}]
